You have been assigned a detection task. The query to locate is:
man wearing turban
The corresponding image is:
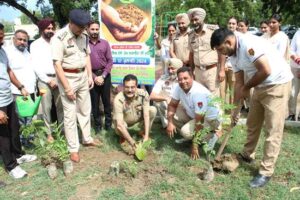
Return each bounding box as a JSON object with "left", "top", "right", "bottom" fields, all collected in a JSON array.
[
  {"left": 187, "top": 8, "right": 225, "bottom": 96},
  {"left": 31, "top": 18, "right": 63, "bottom": 142},
  {"left": 170, "top": 13, "right": 191, "bottom": 67}
]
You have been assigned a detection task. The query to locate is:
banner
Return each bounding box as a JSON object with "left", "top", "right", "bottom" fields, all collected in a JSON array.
[{"left": 99, "top": 0, "right": 155, "bottom": 85}]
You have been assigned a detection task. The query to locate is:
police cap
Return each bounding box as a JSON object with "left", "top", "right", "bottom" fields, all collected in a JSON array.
[{"left": 69, "top": 9, "right": 91, "bottom": 26}]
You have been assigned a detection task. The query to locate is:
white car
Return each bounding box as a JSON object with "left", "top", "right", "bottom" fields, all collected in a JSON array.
[{"left": 248, "top": 27, "right": 259, "bottom": 35}]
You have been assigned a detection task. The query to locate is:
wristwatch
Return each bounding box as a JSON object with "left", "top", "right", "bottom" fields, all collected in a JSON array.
[{"left": 18, "top": 85, "right": 24, "bottom": 91}]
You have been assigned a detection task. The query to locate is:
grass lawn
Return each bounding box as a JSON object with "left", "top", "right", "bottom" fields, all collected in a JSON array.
[{"left": 0, "top": 121, "right": 299, "bottom": 200}]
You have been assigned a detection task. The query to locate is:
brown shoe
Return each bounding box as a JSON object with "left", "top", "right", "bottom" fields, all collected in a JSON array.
[
  {"left": 70, "top": 152, "right": 80, "bottom": 163},
  {"left": 83, "top": 139, "right": 102, "bottom": 147}
]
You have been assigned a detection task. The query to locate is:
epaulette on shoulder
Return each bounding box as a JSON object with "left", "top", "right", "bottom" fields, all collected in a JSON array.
[
  {"left": 137, "top": 89, "right": 147, "bottom": 97},
  {"left": 58, "top": 31, "right": 68, "bottom": 41},
  {"left": 206, "top": 24, "right": 219, "bottom": 31},
  {"left": 118, "top": 93, "right": 125, "bottom": 103},
  {"left": 188, "top": 30, "right": 195, "bottom": 35}
]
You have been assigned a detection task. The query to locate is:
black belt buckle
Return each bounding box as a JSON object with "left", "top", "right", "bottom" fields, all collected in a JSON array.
[
  {"left": 46, "top": 74, "right": 56, "bottom": 77},
  {"left": 93, "top": 69, "right": 103, "bottom": 76}
]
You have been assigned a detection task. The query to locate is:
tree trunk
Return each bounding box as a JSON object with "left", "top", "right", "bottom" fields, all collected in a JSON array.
[{"left": 0, "top": 0, "right": 39, "bottom": 24}]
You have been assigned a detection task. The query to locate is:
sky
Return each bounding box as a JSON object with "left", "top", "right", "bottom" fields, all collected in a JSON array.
[{"left": 0, "top": 0, "right": 49, "bottom": 22}]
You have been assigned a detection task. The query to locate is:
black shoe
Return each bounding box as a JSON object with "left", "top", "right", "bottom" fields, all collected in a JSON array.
[
  {"left": 104, "top": 125, "right": 112, "bottom": 131},
  {"left": 237, "top": 153, "right": 255, "bottom": 164},
  {"left": 94, "top": 126, "right": 102, "bottom": 133},
  {"left": 286, "top": 115, "right": 295, "bottom": 121},
  {"left": 249, "top": 174, "right": 271, "bottom": 188}
]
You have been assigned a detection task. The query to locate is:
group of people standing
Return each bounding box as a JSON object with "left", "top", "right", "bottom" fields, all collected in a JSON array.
[
  {"left": 0, "top": 6, "right": 299, "bottom": 190},
  {"left": 154, "top": 7, "right": 300, "bottom": 188}
]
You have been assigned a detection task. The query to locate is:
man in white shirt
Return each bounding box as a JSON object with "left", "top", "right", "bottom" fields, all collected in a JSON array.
[
  {"left": 31, "top": 18, "right": 63, "bottom": 142},
  {"left": 0, "top": 23, "right": 36, "bottom": 179},
  {"left": 287, "top": 30, "right": 300, "bottom": 121},
  {"left": 4, "top": 29, "right": 37, "bottom": 126},
  {"left": 150, "top": 58, "right": 183, "bottom": 128},
  {"left": 167, "top": 67, "right": 222, "bottom": 160},
  {"left": 211, "top": 28, "right": 292, "bottom": 188}
]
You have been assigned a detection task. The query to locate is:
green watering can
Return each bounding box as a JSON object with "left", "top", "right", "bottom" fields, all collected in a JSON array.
[{"left": 16, "top": 95, "right": 42, "bottom": 117}]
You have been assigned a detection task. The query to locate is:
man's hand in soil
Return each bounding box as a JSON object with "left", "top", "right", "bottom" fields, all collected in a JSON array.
[
  {"left": 0, "top": 111, "right": 8, "bottom": 124},
  {"left": 191, "top": 143, "right": 200, "bottom": 160},
  {"left": 166, "top": 122, "right": 177, "bottom": 139}
]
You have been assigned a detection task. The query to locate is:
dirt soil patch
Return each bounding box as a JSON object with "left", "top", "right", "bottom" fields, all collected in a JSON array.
[{"left": 68, "top": 148, "right": 167, "bottom": 199}]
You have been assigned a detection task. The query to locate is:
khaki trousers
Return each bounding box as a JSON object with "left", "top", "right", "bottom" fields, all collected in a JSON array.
[
  {"left": 219, "top": 68, "right": 235, "bottom": 104},
  {"left": 288, "top": 68, "right": 300, "bottom": 118},
  {"left": 58, "top": 72, "right": 93, "bottom": 152},
  {"left": 172, "top": 108, "right": 221, "bottom": 140},
  {"left": 38, "top": 80, "right": 63, "bottom": 135},
  {"left": 114, "top": 106, "right": 157, "bottom": 135},
  {"left": 194, "top": 66, "right": 220, "bottom": 96},
  {"left": 242, "top": 81, "right": 291, "bottom": 176}
]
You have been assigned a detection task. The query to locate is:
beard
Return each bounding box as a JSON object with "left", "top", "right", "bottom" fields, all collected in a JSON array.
[
  {"left": 169, "top": 73, "right": 177, "bottom": 80},
  {"left": 16, "top": 45, "right": 26, "bottom": 52},
  {"left": 192, "top": 23, "right": 203, "bottom": 31},
  {"left": 43, "top": 32, "right": 54, "bottom": 39},
  {"left": 179, "top": 26, "right": 187, "bottom": 32},
  {"left": 90, "top": 33, "right": 99, "bottom": 39}
]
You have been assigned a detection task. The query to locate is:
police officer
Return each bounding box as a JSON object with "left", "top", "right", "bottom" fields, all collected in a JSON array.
[
  {"left": 211, "top": 28, "right": 292, "bottom": 188},
  {"left": 169, "top": 13, "right": 190, "bottom": 66},
  {"left": 150, "top": 58, "right": 183, "bottom": 128},
  {"left": 187, "top": 8, "right": 225, "bottom": 96},
  {"left": 113, "top": 74, "right": 157, "bottom": 154},
  {"left": 51, "top": 9, "right": 100, "bottom": 163}
]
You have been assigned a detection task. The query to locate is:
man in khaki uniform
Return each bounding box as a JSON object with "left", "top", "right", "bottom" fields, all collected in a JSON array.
[
  {"left": 187, "top": 8, "right": 225, "bottom": 96},
  {"left": 211, "top": 28, "right": 292, "bottom": 187},
  {"left": 113, "top": 74, "right": 157, "bottom": 154},
  {"left": 170, "top": 13, "right": 190, "bottom": 66},
  {"left": 51, "top": 9, "right": 99, "bottom": 163}
]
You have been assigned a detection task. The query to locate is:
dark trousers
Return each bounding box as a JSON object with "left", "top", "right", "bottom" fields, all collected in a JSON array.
[
  {"left": 90, "top": 74, "right": 112, "bottom": 128},
  {"left": 0, "top": 102, "right": 24, "bottom": 171}
]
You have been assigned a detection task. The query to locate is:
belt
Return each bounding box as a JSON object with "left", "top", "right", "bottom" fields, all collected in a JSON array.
[
  {"left": 46, "top": 74, "right": 56, "bottom": 77},
  {"left": 63, "top": 68, "right": 85, "bottom": 73},
  {"left": 196, "top": 63, "right": 217, "bottom": 70},
  {"left": 92, "top": 69, "right": 103, "bottom": 76}
]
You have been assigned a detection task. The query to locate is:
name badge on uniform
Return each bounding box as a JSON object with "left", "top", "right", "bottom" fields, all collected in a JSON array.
[{"left": 67, "top": 38, "right": 74, "bottom": 48}]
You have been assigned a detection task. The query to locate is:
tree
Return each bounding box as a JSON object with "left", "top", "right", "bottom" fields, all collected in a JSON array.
[
  {"left": 0, "top": 0, "right": 98, "bottom": 27},
  {"left": 20, "top": 10, "right": 42, "bottom": 24},
  {"left": 0, "top": 0, "right": 39, "bottom": 24},
  {"left": 261, "top": 0, "right": 300, "bottom": 26}
]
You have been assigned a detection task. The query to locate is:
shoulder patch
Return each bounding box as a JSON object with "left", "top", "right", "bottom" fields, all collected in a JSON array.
[
  {"left": 58, "top": 31, "right": 68, "bottom": 41},
  {"left": 248, "top": 48, "right": 255, "bottom": 56}
]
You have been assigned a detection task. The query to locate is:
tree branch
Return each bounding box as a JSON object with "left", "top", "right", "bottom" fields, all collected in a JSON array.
[{"left": 0, "top": 0, "right": 39, "bottom": 24}]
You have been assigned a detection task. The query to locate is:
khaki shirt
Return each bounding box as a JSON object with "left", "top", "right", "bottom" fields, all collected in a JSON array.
[
  {"left": 170, "top": 31, "right": 190, "bottom": 63},
  {"left": 51, "top": 25, "right": 91, "bottom": 69},
  {"left": 188, "top": 27, "right": 218, "bottom": 67},
  {"left": 113, "top": 88, "right": 150, "bottom": 126}
]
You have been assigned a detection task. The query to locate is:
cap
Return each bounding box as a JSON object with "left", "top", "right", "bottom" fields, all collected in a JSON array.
[
  {"left": 187, "top": 8, "right": 206, "bottom": 21},
  {"left": 69, "top": 9, "right": 91, "bottom": 26},
  {"left": 168, "top": 58, "right": 183, "bottom": 69}
]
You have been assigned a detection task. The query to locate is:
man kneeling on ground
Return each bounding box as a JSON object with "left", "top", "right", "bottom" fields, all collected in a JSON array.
[
  {"left": 167, "top": 67, "right": 222, "bottom": 159},
  {"left": 113, "top": 74, "right": 157, "bottom": 154},
  {"left": 150, "top": 58, "right": 183, "bottom": 128}
]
